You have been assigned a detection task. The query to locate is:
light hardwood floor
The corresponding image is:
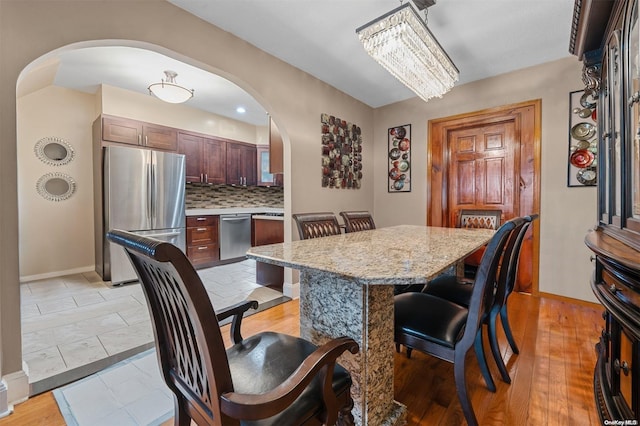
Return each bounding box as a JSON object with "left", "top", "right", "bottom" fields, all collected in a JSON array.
[{"left": 0, "top": 292, "right": 602, "bottom": 425}]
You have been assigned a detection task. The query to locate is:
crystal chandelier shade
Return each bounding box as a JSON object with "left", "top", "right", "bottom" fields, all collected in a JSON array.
[
  {"left": 148, "top": 70, "right": 194, "bottom": 104},
  {"left": 356, "top": 2, "right": 458, "bottom": 102}
]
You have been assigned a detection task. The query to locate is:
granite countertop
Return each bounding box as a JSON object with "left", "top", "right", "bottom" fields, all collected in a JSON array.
[
  {"left": 186, "top": 207, "right": 284, "bottom": 216},
  {"left": 251, "top": 215, "right": 284, "bottom": 221},
  {"left": 246, "top": 225, "right": 495, "bottom": 285}
]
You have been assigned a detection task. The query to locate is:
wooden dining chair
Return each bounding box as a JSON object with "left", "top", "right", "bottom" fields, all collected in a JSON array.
[
  {"left": 107, "top": 229, "right": 359, "bottom": 426},
  {"left": 339, "top": 211, "right": 376, "bottom": 233},
  {"left": 293, "top": 212, "right": 342, "bottom": 240},
  {"left": 422, "top": 215, "right": 536, "bottom": 384},
  {"left": 394, "top": 217, "right": 522, "bottom": 426},
  {"left": 457, "top": 209, "right": 502, "bottom": 278}
]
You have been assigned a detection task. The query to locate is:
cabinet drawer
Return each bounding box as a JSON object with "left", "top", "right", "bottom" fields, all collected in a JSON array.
[
  {"left": 187, "top": 216, "right": 218, "bottom": 227},
  {"left": 187, "top": 226, "right": 216, "bottom": 245},
  {"left": 187, "top": 244, "right": 219, "bottom": 264}
]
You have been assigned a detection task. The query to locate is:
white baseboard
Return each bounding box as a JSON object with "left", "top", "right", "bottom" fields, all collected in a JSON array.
[
  {"left": 2, "top": 366, "right": 29, "bottom": 410},
  {"left": 20, "top": 265, "right": 95, "bottom": 283},
  {"left": 283, "top": 281, "right": 300, "bottom": 299}
]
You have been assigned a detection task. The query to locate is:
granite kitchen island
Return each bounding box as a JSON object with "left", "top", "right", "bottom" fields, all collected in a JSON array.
[{"left": 246, "top": 224, "right": 495, "bottom": 425}]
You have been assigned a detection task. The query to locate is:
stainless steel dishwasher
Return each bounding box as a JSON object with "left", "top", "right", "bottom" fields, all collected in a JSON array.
[{"left": 219, "top": 213, "right": 252, "bottom": 260}]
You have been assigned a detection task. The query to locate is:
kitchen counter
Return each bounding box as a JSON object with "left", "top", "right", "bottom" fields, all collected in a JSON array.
[
  {"left": 186, "top": 207, "right": 283, "bottom": 216},
  {"left": 251, "top": 214, "right": 284, "bottom": 221}
]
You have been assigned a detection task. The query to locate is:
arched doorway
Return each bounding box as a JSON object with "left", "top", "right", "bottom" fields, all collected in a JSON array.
[{"left": 16, "top": 41, "right": 290, "bottom": 394}]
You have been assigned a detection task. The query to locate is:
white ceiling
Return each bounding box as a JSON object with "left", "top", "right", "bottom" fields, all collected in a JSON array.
[{"left": 40, "top": 0, "right": 576, "bottom": 126}]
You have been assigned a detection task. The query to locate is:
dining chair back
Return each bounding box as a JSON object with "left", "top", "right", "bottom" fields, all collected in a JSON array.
[
  {"left": 293, "top": 212, "right": 342, "bottom": 240},
  {"left": 458, "top": 209, "right": 502, "bottom": 229},
  {"left": 394, "top": 217, "right": 523, "bottom": 426},
  {"left": 339, "top": 211, "right": 376, "bottom": 233},
  {"left": 457, "top": 209, "right": 503, "bottom": 278},
  {"left": 107, "top": 229, "right": 359, "bottom": 426}
]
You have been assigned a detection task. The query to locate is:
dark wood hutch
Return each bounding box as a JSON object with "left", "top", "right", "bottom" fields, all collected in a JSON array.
[{"left": 571, "top": 0, "right": 640, "bottom": 421}]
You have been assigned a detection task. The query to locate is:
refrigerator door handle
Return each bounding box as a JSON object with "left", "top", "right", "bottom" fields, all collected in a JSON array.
[
  {"left": 146, "top": 231, "right": 182, "bottom": 238},
  {"left": 146, "top": 163, "right": 152, "bottom": 223},
  {"left": 150, "top": 162, "right": 156, "bottom": 223}
]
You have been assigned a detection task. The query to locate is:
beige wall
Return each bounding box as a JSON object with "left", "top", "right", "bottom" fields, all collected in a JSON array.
[
  {"left": 373, "top": 57, "right": 598, "bottom": 303},
  {"left": 0, "top": 0, "right": 373, "bottom": 401},
  {"left": 16, "top": 83, "right": 271, "bottom": 281},
  {"left": 101, "top": 85, "right": 265, "bottom": 144},
  {"left": 17, "top": 86, "right": 97, "bottom": 279}
]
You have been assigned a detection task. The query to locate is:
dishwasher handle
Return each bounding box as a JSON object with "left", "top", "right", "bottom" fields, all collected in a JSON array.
[{"left": 221, "top": 217, "right": 250, "bottom": 222}]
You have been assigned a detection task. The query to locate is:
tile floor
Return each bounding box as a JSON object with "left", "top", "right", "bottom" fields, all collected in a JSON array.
[{"left": 21, "top": 259, "right": 288, "bottom": 395}]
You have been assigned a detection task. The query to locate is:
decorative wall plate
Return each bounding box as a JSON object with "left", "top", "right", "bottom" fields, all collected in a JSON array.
[
  {"left": 571, "top": 122, "right": 596, "bottom": 140},
  {"left": 34, "top": 136, "right": 75, "bottom": 166},
  {"left": 36, "top": 172, "right": 76, "bottom": 202}
]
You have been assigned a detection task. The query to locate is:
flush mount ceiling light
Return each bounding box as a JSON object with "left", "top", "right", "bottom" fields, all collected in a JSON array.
[
  {"left": 148, "top": 70, "right": 194, "bottom": 104},
  {"left": 356, "top": 0, "right": 458, "bottom": 102}
]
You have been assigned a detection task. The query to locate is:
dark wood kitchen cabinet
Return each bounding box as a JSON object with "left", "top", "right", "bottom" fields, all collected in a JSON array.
[
  {"left": 571, "top": 0, "right": 640, "bottom": 422},
  {"left": 226, "top": 141, "right": 256, "bottom": 186},
  {"left": 177, "top": 132, "right": 226, "bottom": 184},
  {"left": 98, "top": 115, "right": 178, "bottom": 151},
  {"left": 257, "top": 145, "right": 283, "bottom": 187},
  {"left": 186, "top": 215, "right": 219, "bottom": 269},
  {"left": 252, "top": 217, "right": 284, "bottom": 291}
]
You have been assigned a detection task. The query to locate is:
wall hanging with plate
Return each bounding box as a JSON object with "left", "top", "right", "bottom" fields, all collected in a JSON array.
[
  {"left": 568, "top": 89, "right": 598, "bottom": 187},
  {"left": 388, "top": 124, "right": 411, "bottom": 192},
  {"left": 34, "top": 136, "right": 75, "bottom": 166},
  {"left": 36, "top": 172, "right": 76, "bottom": 202}
]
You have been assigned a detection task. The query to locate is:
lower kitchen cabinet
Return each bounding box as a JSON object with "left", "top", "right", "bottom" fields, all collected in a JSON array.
[
  {"left": 252, "top": 217, "right": 284, "bottom": 291},
  {"left": 186, "top": 215, "right": 219, "bottom": 269}
]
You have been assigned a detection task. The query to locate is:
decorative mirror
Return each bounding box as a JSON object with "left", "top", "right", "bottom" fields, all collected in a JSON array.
[
  {"left": 36, "top": 173, "right": 76, "bottom": 202},
  {"left": 34, "top": 136, "right": 74, "bottom": 166}
]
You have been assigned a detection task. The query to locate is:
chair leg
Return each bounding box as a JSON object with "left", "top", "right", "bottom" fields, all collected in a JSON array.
[
  {"left": 500, "top": 304, "right": 520, "bottom": 354},
  {"left": 488, "top": 307, "right": 511, "bottom": 384},
  {"left": 337, "top": 390, "right": 356, "bottom": 426},
  {"left": 454, "top": 350, "right": 479, "bottom": 426},
  {"left": 473, "top": 328, "right": 496, "bottom": 392},
  {"left": 406, "top": 347, "right": 413, "bottom": 359},
  {"left": 173, "top": 397, "right": 191, "bottom": 426}
]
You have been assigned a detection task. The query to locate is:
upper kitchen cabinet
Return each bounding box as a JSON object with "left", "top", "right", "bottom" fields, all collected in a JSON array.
[
  {"left": 226, "top": 141, "right": 256, "bottom": 186},
  {"left": 177, "top": 132, "right": 226, "bottom": 184},
  {"left": 257, "top": 145, "right": 283, "bottom": 187},
  {"left": 99, "top": 115, "right": 178, "bottom": 151},
  {"left": 269, "top": 116, "right": 284, "bottom": 174}
]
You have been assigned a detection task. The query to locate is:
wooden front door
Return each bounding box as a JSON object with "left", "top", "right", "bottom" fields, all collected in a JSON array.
[
  {"left": 448, "top": 121, "right": 519, "bottom": 226},
  {"left": 428, "top": 100, "right": 540, "bottom": 294}
]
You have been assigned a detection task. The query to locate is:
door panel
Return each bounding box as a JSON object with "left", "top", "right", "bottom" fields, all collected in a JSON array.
[
  {"left": 428, "top": 101, "right": 540, "bottom": 294},
  {"left": 448, "top": 121, "right": 517, "bottom": 226}
]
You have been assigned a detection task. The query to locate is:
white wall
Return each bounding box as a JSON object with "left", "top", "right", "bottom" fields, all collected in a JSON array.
[{"left": 373, "top": 57, "right": 598, "bottom": 303}]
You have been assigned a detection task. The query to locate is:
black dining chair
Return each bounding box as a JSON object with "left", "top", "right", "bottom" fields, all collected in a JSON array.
[
  {"left": 394, "top": 217, "right": 523, "bottom": 426},
  {"left": 422, "top": 214, "right": 537, "bottom": 384},
  {"left": 339, "top": 211, "right": 376, "bottom": 233},
  {"left": 107, "top": 229, "right": 359, "bottom": 426},
  {"left": 292, "top": 212, "right": 342, "bottom": 240}
]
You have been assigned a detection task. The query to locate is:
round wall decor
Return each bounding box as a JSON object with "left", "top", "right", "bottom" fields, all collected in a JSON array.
[
  {"left": 36, "top": 172, "right": 76, "bottom": 202},
  {"left": 34, "top": 136, "right": 75, "bottom": 166}
]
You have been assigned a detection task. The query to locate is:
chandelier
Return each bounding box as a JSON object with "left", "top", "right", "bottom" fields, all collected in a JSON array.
[
  {"left": 356, "top": 0, "right": 458, "bottom": 102},
  {"left": 148, "top": 70, "right": 194, "bottom": 104}
]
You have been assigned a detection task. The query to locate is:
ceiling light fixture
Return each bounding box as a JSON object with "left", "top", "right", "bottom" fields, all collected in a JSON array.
[
  {"left": 356, "top": 0, "right": 458, "bottom": 102},
  {"left": 148, "top": 70, "right": 194, "bottom": 104}
]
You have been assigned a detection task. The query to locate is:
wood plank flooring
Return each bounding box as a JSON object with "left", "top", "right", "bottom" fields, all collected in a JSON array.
[{"left": 0, "top": 292, "right": 603, "bottom": 425}]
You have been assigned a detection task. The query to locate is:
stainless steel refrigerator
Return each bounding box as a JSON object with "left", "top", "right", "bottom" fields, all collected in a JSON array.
[{"left": 95, "top": 145, "right": 186, "bottom": 285}]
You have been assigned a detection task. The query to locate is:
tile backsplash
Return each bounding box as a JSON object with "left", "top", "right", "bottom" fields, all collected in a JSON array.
[{"left": 185, "top": 183, "right": 284, "bottom": 209}]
